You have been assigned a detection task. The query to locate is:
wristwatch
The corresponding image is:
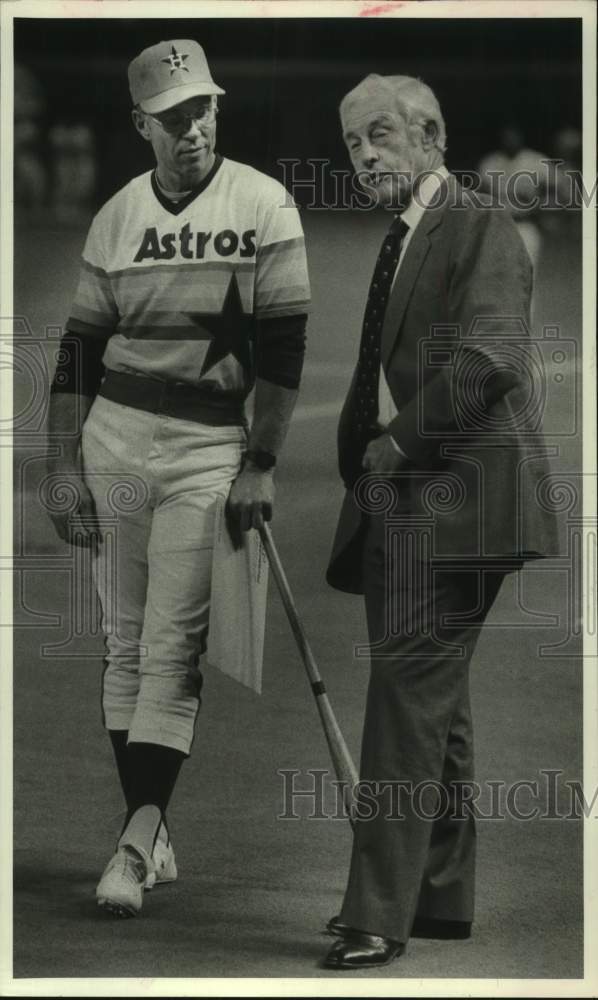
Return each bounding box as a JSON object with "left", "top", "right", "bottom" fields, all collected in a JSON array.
[{"left": 244, "top": 448, "right": 277, "bottom": 471}]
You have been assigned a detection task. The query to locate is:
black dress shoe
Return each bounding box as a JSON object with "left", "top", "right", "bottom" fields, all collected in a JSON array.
[
  {"left": 327, "top": 914, "right": 471, "bottom": 940},
  {"left": 323, "top": 932, "right": 405, "bottom": 969}
]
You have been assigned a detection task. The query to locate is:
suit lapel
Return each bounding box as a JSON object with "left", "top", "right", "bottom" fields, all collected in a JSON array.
[
  {"left": 380, "top": 231, "right": 431, "bottom": 368},
  {"left": 380, "top": 174, "right": 454, "bottom": 370}
]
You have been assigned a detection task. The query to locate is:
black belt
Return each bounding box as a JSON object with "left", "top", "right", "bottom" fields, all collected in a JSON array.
[{"left": 98, "top": 369, "right": 247, "bottom": 426}]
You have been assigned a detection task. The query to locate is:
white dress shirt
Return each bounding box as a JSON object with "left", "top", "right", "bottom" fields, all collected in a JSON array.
[{"left": 378, "top": 165, "right": 450, "bottom": 440}]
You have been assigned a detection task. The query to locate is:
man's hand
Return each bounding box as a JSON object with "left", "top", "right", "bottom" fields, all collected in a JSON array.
[
  {"left": 362, "top": 433, "right": 409, "bottom": 474},
  {"left": 224, "top": 377, "right": 296, "bottom": 546},
  {"left": 45, "top": 461, "right": 100, "bottom": 548},
  {"left": 46, "top": 392, "right": 99, "bottom": 547},
  {"left": 227, "top": 465, "right": 275, "bottom": 536}
]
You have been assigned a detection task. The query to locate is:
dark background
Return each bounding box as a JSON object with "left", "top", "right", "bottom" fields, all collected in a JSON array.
[
  {"left": 14, "top": 16, "right": 582, "bottom": 206},
  {"left": 12, "top": 14, "right": 584, "bottom": 980}
]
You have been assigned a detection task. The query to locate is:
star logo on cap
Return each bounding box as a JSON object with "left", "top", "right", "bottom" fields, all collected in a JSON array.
[{"left": 161, "top": 46, "right": 189, "bottom": 75}]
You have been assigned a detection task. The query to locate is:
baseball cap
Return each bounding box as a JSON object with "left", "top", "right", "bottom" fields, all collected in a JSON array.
[{"left": 128, "top": 39, "right": 225, "bottom": 114}]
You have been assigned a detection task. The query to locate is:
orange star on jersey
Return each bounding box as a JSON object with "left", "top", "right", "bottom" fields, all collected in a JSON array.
[{"left": 190, "top": 273, "right": 254, "bottom": 378}]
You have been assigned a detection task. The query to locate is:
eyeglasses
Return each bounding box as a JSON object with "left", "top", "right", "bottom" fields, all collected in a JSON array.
[{"left": 146, "top": 101, "right": 217, "bottom": 135}]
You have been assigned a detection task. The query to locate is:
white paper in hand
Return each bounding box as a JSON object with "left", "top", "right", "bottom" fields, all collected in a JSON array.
[{"left": 207, "top": 497, "right": 269, "bottom": 694}]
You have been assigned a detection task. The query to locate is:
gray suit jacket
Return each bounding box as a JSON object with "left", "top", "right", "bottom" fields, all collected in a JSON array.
[{"left": 327, "top": 174, "right": 560, "bottom": 594}]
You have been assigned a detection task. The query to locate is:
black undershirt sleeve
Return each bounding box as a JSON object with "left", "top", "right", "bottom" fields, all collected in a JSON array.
[
  {"left": 50, "top": 314, "right": 307, "bottom": 397},
  {"left": 255, "top": 313, "right": 307, "bottom": 390},
  {"left": 49, "top": 331, "right": 107, "bottom": 398}
]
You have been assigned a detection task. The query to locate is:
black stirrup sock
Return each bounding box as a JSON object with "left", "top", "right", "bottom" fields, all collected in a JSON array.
[
  {"left": 108, "top": 729, "right": 132, "bottom": 809},
  {"left": 125, "top": 741, "right": 186, "bottom": 821}
]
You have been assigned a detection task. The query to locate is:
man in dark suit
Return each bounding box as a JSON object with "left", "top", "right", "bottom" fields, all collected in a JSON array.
[{"left": 322, "top": 74, "right": 558, "bottom": 970}]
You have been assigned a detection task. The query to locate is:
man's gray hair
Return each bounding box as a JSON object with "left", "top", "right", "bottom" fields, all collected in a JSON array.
[
  {"left": 340, "top": 74, "right": 447, "bottom": 154},
  {"left": 387, "top": 76, "right": 447, "bottom": 153}
]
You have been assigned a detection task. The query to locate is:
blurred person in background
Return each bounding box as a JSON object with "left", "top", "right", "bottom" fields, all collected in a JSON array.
[
  {"left": 49, "top": 123, "right": 97, "bottom": 224},
  {"left": 478, "top": 123, "right": 550, "bottom": 274},
  {"left": 14, "top": 63, "right": 47, "bottom": 215},
  {"left": 552, "top": 126, "right": 583, "bottom": 226},
  {"left": 14, "top": 63, "right": 97, "bottom": 222}
]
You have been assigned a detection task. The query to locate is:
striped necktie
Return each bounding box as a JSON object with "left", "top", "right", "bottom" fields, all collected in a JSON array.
[{"left": 353, "top": 214, "right": 409, "bottom": 438}]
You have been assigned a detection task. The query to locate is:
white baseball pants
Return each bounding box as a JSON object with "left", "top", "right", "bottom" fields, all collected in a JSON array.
[{"left": 81, "top": 394, "right": 246, "bottom": 754}]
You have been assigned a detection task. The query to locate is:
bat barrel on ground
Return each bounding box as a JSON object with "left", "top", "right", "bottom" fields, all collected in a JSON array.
[{"left": 258, "top": 522, "right": 358, "bottom": 825}]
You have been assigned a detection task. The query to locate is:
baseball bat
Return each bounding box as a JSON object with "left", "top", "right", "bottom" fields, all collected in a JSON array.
[{"left": 258, "top": 522, "right": 358, "bottom": 826}]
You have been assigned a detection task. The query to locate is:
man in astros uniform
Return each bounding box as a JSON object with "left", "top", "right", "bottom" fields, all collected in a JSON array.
[{"left": 46, "top": 39, "right": 310, "bottom": 917}]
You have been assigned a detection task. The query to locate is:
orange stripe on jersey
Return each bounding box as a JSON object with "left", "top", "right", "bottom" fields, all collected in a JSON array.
[
  {"left": 81, "top": 259, "right": 111, "bottom": 280},
  {"left": 117, "top": 325, "right": 217, "bottom": 340},
  {"left": 107, "top": 260, "right": 257, "bottom": 281},
  {"left": 256, "top": 236, "right": 307, "bottom": 258},
  {"left": 255, "top": 299, "right": 311, "bottom": 318}
]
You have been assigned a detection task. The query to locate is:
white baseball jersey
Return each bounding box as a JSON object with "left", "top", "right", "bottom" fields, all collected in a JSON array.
[{"left": 67, "top": 155, "right": 311, "bottom": 395}]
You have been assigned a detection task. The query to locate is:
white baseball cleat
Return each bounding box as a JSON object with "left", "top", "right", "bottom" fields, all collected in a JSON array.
[
  {"left": 96, "top": 845, "right": 152, "bottom": 918},
  {"left": 144, "top": 831, "right": 178, "bottom": 890}
]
